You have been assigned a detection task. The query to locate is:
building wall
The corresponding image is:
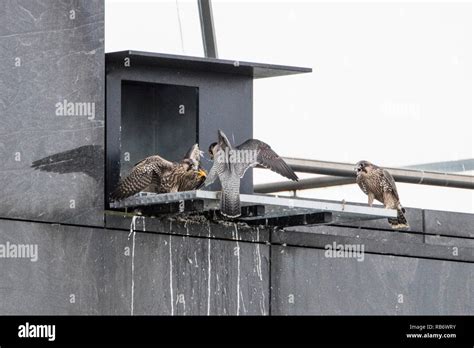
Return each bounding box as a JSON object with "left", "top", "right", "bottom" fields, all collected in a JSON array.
[
  {"left": 0, "top": 0, "right": 105, "bottom": 227},
  {"left": 0, "top": 208, "right": 472, "bottom": 315},
  {"left": 0, "top": 217, "right": 269, "bottom": 315}
]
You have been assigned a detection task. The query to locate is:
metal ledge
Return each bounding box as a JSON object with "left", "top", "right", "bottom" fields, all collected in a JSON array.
[{"left": 109, "top": 190, "right": 396, "bottom": 226}]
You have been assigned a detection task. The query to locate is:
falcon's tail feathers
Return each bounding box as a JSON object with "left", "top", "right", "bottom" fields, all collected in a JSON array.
[
  {"left": 110, "top": 183, "right": 134, "bottom": 201},
  {"left": 388, "top": 204, "right": 410, "bottom": 230},
  {"left": 110, "top": 176, "right": 143, "bottom": 201},
  {"left": 220, "top": 188, "right": 241, "bottom": 218}
]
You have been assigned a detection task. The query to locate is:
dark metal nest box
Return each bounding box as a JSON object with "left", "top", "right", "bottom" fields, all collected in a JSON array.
[
  {"left": 105, "top": 51, "right": 310, "bottom": 199},
  {"left": 106, "top": 51, "right": 396, "bottom": 227}
]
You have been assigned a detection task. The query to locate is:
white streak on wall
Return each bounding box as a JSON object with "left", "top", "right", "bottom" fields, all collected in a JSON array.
[
  {"left": 256, "top": 228, "right": 263, "bottom": 281},
  {"left": 129, "top": 215, "right": 137, "bottom": 239},
  {"left": 131, "top": 230, "right": 136, "bottom": 315},
  {"left": 129, "top": 215, "right": 139, "bottom": 315},
  {"left": 260, "top": 293, "right": 266, "bottom": 315},
  {"left": 240, "top": 290, "right": 247, "bottom": 314},
  {"left": 129, "top": 216, "right": 145, "bottom": 316},
  {"left": 207, "top": 228, "right": 212, "bottom": 316},
  {"left": 255, "top": 228, "right": 266, "bottom": 315},
  {"left": 235, "top": 223, "right": 240, "bottom": 316}
]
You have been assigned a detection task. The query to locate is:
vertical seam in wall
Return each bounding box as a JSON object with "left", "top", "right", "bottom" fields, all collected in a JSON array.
[
  {"left": 103, "top": 64, "right": 108, "bottom": 225},
  {"left": 422, "top": 209, "right": 426, "bottom": 244}
]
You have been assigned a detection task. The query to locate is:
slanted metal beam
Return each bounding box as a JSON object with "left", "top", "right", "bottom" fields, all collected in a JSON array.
[
  {"left": 198, "top": 0, "right": 218, "bottom": 58},
  {"left": 406, "top": 158, "right": 474, "bottom": 172},
  {"left": 255, "top": 176, "right": 355, "bottom": 194},
  {"left": 253, "top": 158, "right": 474, "bottom": 193}
]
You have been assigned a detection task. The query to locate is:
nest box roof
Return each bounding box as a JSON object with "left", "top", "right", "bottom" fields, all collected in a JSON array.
[{"left": 106, "top": 50, "right": 312, "bottom": 79}]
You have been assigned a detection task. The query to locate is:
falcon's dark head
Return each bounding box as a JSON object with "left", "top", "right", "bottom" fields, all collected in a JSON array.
[
  {"left": 208, "top": 142, "right": 218, "bottom": 159},
  {"left": 182, "top": 158, "right": 195, "bottom": 171},
  {"left": 355, "top": 160, "right": 373, "bottom": 174}
]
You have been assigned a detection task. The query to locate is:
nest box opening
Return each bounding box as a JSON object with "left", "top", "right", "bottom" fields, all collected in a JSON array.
[{"left": 120, "top": 80, "right": 199, "bottom": 177}]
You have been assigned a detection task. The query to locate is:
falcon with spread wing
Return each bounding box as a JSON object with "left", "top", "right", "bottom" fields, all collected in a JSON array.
[
  {"left": 355, "top": 160, "right": 409, "bottom": 229},
  {"left": 110, "top": 144, "right": 207, "bottom": 201},
  {"left": 205, "top": 130, "right": 298, "bottom": 218}
]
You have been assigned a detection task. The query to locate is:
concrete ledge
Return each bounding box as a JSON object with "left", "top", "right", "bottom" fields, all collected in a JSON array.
[
  {"left": 333, "top": 207, "right": 423, "bottom": 233},
  {"left": 275, "top": 226, "right": 474, "bottom": 262}
]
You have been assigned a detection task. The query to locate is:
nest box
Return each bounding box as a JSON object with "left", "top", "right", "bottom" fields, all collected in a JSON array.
[{"left": 105, "top": 51, "right": 311, "bottom": 202}]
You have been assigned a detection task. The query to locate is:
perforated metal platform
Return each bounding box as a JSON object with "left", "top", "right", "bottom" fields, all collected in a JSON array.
[{"left": 109, "top": 190, "right": 396, "bottom": 226}]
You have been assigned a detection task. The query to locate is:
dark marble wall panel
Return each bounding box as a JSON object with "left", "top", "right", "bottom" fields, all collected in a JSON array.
[
  {"left": 130, "top": 231, "right": 269, "bottom": 315},
  {"left": 0, "top": 218, "right": 110, "bottom": 314},
  {"left": 0, "top": 218, "right": 269, "bottom": 315},
  {"left": 424, "top": 209, "right": 474, "bottom": 238},
  {"left": 271, "top": 245, "right": 474, "bottom": 315},
  {"left": 0, "top": 0, "right": 105, "bottom": 226}
]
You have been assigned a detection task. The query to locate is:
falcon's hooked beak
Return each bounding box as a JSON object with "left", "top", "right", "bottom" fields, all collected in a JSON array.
[
  {"left": 197, "top": 168, "right": 207, "bottom": 178},
  {"left": 354, "top": 163, "right": 364, "bottom": 173}
]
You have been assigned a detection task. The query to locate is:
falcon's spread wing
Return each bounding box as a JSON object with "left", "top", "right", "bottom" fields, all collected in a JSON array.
[
  {"left": 110, "top": 155, "right": 174, "bottom": 200},
  {"left": 235, "top": 139, "right": 299, "bottom": 181},
  {"left": 218, "top": 129, "right": 233, "bottom": 150}
]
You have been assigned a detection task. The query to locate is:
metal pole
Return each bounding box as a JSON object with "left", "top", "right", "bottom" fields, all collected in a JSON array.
[
  {"left": 255, "top": 176, "right": 355, "bottom": 194},
  {"left": 254, "top": 158, "right": 474, "bottom": 193},
  {"left": 198, "top": 0, "right": 218, "bottom": 58}
]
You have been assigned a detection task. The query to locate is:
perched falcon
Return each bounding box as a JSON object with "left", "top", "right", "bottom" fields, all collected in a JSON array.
[
  {"left": 110, "top": 144, "right": 207, "bottom": 201},
  {"left": 355, "top": 160, "right": 409, "bottom": 229},
  {"left": 205, "top": 130, "right": 298, "bottom": 218}
]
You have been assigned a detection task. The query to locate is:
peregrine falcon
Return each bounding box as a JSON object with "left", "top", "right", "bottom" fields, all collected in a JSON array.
[
  {"left": 205, "top": 130, "right": 298, "bottom": 218},
  {"left": 355, "top": 160, "right": 409, "bottom": 229},
  {"left": 110, "top": 144, "right": 206, "bottom": 201}
]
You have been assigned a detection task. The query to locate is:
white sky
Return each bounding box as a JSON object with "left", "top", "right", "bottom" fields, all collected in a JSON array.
[{"left": 105, "top": 0, "right": 474, "bottom": 213}]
